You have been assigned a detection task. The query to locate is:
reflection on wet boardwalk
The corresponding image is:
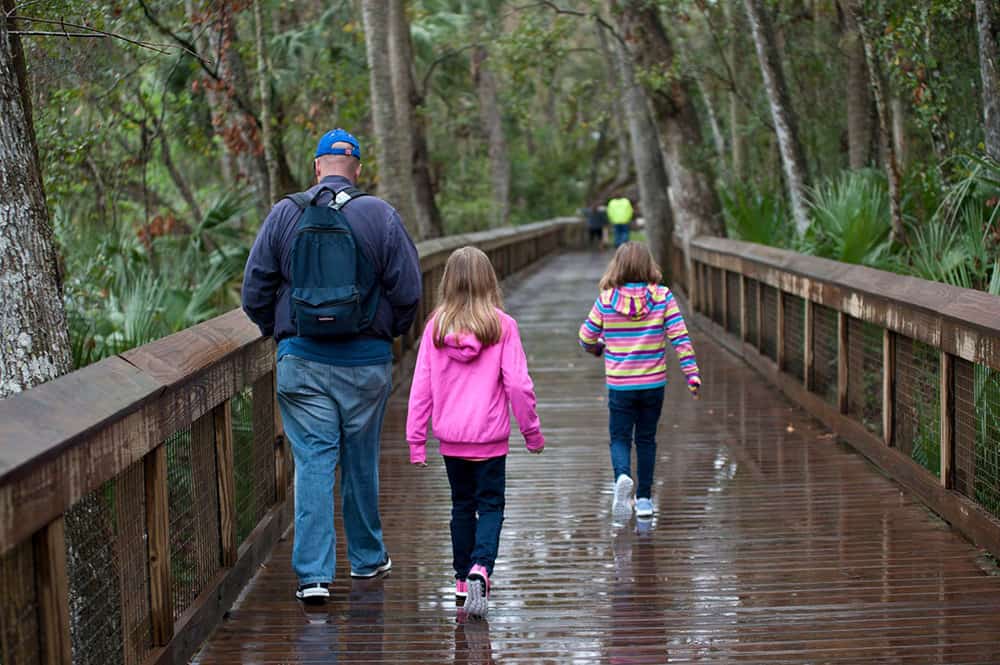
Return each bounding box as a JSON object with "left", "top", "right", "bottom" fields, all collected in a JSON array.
[{"left": 194, "top": 252, "right": 1000, "bottom": 664}]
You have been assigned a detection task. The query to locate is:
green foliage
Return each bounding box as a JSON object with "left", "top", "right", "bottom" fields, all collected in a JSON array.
[
  {"left": 57, "top": 193, "right": 249, "bottom": 368},
  {"left": 720, "top": 183, "right": 792, "bottom": 247},
  {"left": 802, "top": 170, "right": 896, "bottom": 268}
]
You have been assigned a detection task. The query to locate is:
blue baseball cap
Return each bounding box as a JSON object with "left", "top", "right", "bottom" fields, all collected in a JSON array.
[{"left": 315, "top": 128, "right": 362, "bottom": 161}]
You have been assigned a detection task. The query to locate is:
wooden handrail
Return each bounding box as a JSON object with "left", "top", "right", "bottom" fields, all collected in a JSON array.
[{"left": 689, "top": 236, "right": 1000, "bottom": 370}]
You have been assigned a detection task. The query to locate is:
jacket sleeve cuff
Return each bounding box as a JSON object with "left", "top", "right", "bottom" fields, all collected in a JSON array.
[
  {"left": 408, "top": 442, "right": 427, "bottom": 464},
  {"left": 525, "top": 432, "right": 545, "bottom": 451}
]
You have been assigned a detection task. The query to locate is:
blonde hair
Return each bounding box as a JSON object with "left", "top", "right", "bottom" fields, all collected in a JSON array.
[
  {"left": 599, "top": 241, "right": 663, "bottom": 291},
  {"left": 434, "top": 246, "right": 504, "bottom": 347}
]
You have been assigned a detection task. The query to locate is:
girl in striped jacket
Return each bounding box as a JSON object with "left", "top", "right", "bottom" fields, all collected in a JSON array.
[{"left": 578, "top": 242, "right": 701, "bottom": 521}]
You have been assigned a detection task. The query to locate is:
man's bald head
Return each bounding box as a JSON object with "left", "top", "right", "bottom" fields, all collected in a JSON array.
[{"left": 314, "top": 141, "right": 362, "bottom": 183}]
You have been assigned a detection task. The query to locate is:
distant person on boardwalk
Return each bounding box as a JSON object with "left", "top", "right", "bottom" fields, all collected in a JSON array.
[
  {"left": 606, "top": 196, "right": 633, "bottom": 248},
  {"left": 586, "top": 205, "right": 608, "bottom": 248},
  {"left": 242, "top": 128, "right": 422, "bottom": 604},
  {"left": 406, "top": 247, "right": 545, "bottom": 618},
  {"left": 577, "top": 242, "right": 701, "bottom": 522}
]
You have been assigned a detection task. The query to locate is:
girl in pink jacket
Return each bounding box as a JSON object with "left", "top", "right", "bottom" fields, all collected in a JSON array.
[{"left": 406, "top": 246, "right": 545, "bottom": 618}]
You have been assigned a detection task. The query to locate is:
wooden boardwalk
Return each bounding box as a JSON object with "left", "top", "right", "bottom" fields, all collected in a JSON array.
[{"left": 193, "top": 252, "right": 1000, "bottom": 664}]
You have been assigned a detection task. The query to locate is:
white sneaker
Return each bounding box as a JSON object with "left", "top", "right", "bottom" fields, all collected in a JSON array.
[
  {"left": 635, "top": 497, "right": 654, "bottom": 518},
  {"left": 612, "top": 474, "right": 634, "bottom": 521}
]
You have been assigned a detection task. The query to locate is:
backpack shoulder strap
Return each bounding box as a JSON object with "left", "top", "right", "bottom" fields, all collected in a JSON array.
[
  {"left": 283, "top": 191, "right": 315, "bottom": 209},
  {"left": 330, "top": 186, "right": 368, "bottom": 211}
]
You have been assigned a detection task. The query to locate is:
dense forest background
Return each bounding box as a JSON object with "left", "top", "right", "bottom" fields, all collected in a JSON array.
[{"left": 2, "top": 0, "right": 999, "bottom": 375}]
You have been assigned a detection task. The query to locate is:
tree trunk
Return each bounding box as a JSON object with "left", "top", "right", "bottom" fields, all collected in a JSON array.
[
  {"left": 614, "top": 0, "right": 725, "bottom": 263},
  {"left": 890, "top": 95, "right": 906, "bottom": 170},
  {"left": 389, "top": 0, "right": 443, "bottom": 238},
  {"left": 0, "top": 12, "right": 73, "bottom": 396},
  {"left": 698, "top": 78, "right": 727, "bottom": 169},
  {"left": 607, "top": 25, "right": 675, "bottom": 281},
  {"left": 254, "top": 0, "right": 278, "bottom": 204},
  {"left": 362, "top": 0, "right": 422, "bottom": 238},
  {"left": 976, "top": 0, "right": 1000, "bottom": 160},
  {"left": 726, "top": 0, "right": 747, "bottom": 180},
  {"left": 850, "top": 4, "right": 905, "bottom": 245},
  {"left": 743, "top": 0, "right": 811, "bottom": 235},
  {"left": 472, "top": 46, "right": 512, "bottom": 228},
  {"left": 840, "top": 1, "right": 873, "bottom": 169}
]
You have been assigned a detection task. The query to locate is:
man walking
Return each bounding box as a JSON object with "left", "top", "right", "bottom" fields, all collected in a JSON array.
[
  {"left": 607, "top": 196, "right": 633, "bottom": 248},
  {"left": 242, "top": 128, "right": 422, "bottom": 603}
]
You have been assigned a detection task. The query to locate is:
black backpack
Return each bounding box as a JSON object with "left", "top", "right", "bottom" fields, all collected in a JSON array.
[{"left": 285, "top": 186, "right": 380, "bottom": 339}]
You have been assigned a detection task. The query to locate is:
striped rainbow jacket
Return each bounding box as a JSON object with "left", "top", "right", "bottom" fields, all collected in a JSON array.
[{"left": 578, "top": 283, "right": 701, "bottom": 392}]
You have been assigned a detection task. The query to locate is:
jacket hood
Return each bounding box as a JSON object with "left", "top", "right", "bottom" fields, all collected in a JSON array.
[
  {"left": 441, "top": 332, "right": 484, "bottom": 362},
  {"left": 606, "top": 283, "right": 663, "bottom": 320}
]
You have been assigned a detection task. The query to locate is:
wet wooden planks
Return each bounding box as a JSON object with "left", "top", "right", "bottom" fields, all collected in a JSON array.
[{"left": 193, "top": 251, "right": 1000, "bottom": 664}]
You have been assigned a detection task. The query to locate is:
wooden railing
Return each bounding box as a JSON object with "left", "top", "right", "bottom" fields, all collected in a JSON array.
[
  {"left": 0, "top": 218, "right": 584, "bottom": 665},
  {"left": 680, "top": 236, "right": 1000, "bottom": 560}
]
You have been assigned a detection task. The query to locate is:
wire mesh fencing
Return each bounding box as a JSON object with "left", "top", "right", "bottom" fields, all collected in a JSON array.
[
  {"left": 811, "top": 304, "right": 839, "bottom": 405},
  {"left": 726, "top": 271, "right": 741, "bottom": 336},
  {"left": 894, "top": 336, "right": 940, "bottom": 475},
  {"left": 166, "top": 424, "right": 221, "bottom": 620},
  {"left": 782, "top": 293, "right": 805, "bottom": 382},
  {"left": 710, "top": 267, "right": 724, "bottom": 326},
  {"left": 761, "top": 285, "right": 778, "bottom": 362},
  {"left": 233, "top": 387, "right": 257, "bottom": 544},
  {"left": 65, "top": 482, "right": 127, "bottom": 665},
  {"left": 846, "top": 317, "right": 883, "bottom": 436},
  {"left": 0, "top": 540, "right": 41, "bottom": 665},
  {"left": 955, "top": 360, "right": 1000, "bottom": 520}
]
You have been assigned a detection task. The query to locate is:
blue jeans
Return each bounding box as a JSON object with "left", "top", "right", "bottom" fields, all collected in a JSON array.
[
  {"left": 443, "top": 455, "right": 506, "bottom": 579},
  {"left": 276, "top": 355, "right": 392, "bottom": 584},
  {"left": 612, "top": 224, "right": 630, "bottom": 247},
  {"left": 608, "top": 387, "right": 665, "bottom": 499}
]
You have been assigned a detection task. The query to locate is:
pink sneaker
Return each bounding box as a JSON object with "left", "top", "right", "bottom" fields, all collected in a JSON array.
[
  {"left": 455, "top": 579, "right": 468, "bottom": 607},
  {"left": 465, "top": 564, "right": 490, "bottom": 617}
]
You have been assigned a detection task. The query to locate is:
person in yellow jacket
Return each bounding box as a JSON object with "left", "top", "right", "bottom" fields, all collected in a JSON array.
[{"left": 607, "top": 197, "right": 634, "bottom": 248}]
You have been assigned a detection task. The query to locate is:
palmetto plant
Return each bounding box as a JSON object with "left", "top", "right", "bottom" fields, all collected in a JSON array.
[
  {"left": 719, "top": 183, "right": 793, "bottom": 247},
  {"left": 803, "top": 169, "right": 897, "bottom": 269},
  {"left": 59, "top": 193, "right": 250, "bottom": 368}
]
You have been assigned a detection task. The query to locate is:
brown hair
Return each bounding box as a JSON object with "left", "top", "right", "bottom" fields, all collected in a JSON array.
[
  {"left": 599, "top": 241, "right": 663, "bottom": 291},
  {"left": 434, "top": 246, "right": 504, "bottom": 347}
]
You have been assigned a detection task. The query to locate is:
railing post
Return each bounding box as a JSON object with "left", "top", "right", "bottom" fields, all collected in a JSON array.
[
  {"left": 706, "top": 266, "right": 715, "bottom": 320},
  {"left": 214, "top": 401, "right": 237, "bottom": 567},
  {"left": 776, "top": 291, "right": 785, "bottom": 369},
  {"left": 739, "top": 274, "right": 748, "bottom": 343},
  {"left": 33, "top": 516, "right": 72, "bottom": 665},
  {"left": 804, "top": 299, "right": 814, "bottom": 390},
  {"left": 720, "top": 269, "right": 729, "bottom": 330},
  {"left": 882, "top": 329, "right": 895, "bottom": 447},
  {"left": 837, "top": 312, "right": 848, "bottom": 414},
  {"left": 690, "top": 260, "right": 699, "bottom": 311},
  {"left": 144, "top": 445, "right": 173, "bottom": 645},
  {"left": 755, "top": 281, "right": 763, "bottom": 351},
  {"left": 940, "top": 351, "right": 955, "bottom": 488}
]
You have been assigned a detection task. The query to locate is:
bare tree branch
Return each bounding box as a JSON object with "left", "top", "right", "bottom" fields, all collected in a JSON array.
[
  {"left": 508, "top": 1, "right": 627, "bottom": 49},
  {"left": 12, "top": 15, "right": 203, "bottom": 58},
  {"left": 420, "top": 44, "right": 477, "bottom": 97}
]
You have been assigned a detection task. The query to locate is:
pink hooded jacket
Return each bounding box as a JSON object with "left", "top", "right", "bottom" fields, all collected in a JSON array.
[{"left": 406, "top": 310, "right": 545, "bottom": 464}]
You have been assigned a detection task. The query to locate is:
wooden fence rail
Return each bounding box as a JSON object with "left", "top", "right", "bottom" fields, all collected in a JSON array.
[
  {"left": 0, "top": 218, "right": 583, "bottom": 665},
  {"left": 678, "top": 235, "right": 1000, "bottom": 563}
]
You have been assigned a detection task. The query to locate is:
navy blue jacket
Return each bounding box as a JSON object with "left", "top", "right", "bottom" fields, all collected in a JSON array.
[{"left": 242, "top": 176, "right": 422, "bottom": 342}]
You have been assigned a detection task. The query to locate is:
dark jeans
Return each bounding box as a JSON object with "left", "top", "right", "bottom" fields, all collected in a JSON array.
[
  {"left": 612, "top": 224, "right": 630, "bottom": 247},
  {"left": 608, "top": 387, "right": 665, "bottom": 499},
  {"left": 588, "top": 227, "right": 603, "bottom": 246},
  {"left": 443, "top": 455, "right": 506, "bottom": 579}
]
